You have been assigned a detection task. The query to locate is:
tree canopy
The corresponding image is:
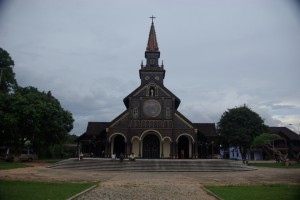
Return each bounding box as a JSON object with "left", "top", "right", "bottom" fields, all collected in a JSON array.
[
  {"left": 0, "top": 48, "right": 17, "bottom": 93},
  {"left": 0, "top": 47, "right": 74, "bottom": 157},
  {"left": 1, "top": 86, "right": 73, "bottom": 153},
  {"left": 217, "top": 105, "right": 267, "bottom": 159},
  {"left": 252, "top": 133, "right": 280, "bottom": 149}
]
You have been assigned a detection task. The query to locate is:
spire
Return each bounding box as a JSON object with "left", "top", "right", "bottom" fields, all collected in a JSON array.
[{"left": 146, "top": 15, "right": 159, "bottom": 52}]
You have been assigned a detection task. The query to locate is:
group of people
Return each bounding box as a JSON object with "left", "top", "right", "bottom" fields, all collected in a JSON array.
[{"left": 111, "top": 153, "right": 136, "bottom": 161}]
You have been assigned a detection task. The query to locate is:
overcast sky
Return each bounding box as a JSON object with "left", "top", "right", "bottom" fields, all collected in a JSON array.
[{"left": 0, "top": 0, "right": 300, "bottom": 135}]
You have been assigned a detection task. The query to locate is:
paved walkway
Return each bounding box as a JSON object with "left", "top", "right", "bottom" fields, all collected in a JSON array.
[{"left": 74, "top": 172, "right": 217, "bottom": 200}]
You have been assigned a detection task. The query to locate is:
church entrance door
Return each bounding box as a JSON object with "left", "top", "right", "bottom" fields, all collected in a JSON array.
[
  {"left": 143, "top": 134, "right": 160, "bottom": 159},
  {"left": 113, "top": 135, "right": 126, "bottom": 158},
  {"left": 178, "top": 136, "right": 189, "bottom": 159}
]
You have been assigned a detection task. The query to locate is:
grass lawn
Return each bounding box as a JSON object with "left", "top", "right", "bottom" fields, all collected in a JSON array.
[
  {"left": 249, "top": 162, "right": 300, "bottom": 169},
  {"left": 0, "top": 162, "right": 30, "bottom": 170},
  {"left": 0, "top": 180, "right": 96, "bottom": 200},
  {"left": 206, "top": 184, "right": 300, "bottom": 200}
]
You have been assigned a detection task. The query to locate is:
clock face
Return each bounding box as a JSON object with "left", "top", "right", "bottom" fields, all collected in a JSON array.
[{"left": 143, "top": 100, "right": 161, "bottom": 117}]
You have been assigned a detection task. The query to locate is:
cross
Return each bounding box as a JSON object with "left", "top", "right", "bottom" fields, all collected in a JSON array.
[{"left": 149, "top": 15, "right": 156, "bottom": 23}]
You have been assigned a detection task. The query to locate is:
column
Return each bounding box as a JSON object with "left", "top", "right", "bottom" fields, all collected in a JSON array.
[
  {"left": 138, "top": 140, "right": 141, "bottom": 158},
  {"left": 192, "top": 142, "right": 195, "bottom": 158},
  {"left": 161, "top": 141, "right": 164, "bottom": 158},
  {"left": 195, "top": 141, "right": 198, "bottom": 159},
  {"left": 175, "top": 142, "right": 178, "bottom": 159}
]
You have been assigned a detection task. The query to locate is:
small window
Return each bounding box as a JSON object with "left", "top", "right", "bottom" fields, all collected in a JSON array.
[
  {"left": 166, "top": 107, "right": 171, "bottom": 119},
  {"left": 132, "top": 107, "right": 138, "bottom": 119},
  {"left": 150, "top": 59, "right": 155, "bottom": 65}
]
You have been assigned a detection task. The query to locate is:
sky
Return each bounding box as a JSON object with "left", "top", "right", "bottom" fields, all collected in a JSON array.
[{"left": 0, "top": 0, "right": 300, "bottom": 135}]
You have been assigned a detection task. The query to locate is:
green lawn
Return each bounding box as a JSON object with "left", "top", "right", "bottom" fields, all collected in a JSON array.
[
  {"left": 0, "top": 162, "right": 30, "bottom": 170},
  {"left": 0, "top": 180, "right": 96, "bottom": 200},
  {"left": 249, "top": 162, "right": 300, "bottom": 168},
  {"left": 206, "top": 185, "right": 300, "bottom": 200}
]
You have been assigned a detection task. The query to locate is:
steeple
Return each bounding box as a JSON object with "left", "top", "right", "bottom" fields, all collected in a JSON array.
[
  {"left": 140, "top": 16, "right": 165, "bottom": 85},
  {"left": 144, "top": 16, "right": 160, "bottom": 67},
  {"left": 146, "top": 18, "right": 159, "bottom": 52}
]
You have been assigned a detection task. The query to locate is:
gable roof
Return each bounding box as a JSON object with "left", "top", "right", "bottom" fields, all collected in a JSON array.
[
  {"left": 123, "top": 79, "right": 181, "bottom": 109},
  {"left": 76, "top": 122, "right": 110, "bottom": 141},
  {"left": 269, "top": 127, "right": 299, "bottom": 140},
  {"left": 109, "top": 110, "right": 129, "bottom": 128},
  {"left": 193, "top": 123, "right": 217, "bottom": 137},
  {"left": 174, "top": 111, "right": 194, "bottom": 129}
]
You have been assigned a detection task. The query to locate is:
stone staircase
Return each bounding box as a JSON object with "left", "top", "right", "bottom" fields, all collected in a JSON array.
[{"left": 48, "top": 158, "right": 255, "bottom": 172}]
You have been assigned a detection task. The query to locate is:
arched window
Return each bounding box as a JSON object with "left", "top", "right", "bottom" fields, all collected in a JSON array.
[{"left": 148, "top": 85, "right": 157, "bottom": 97}]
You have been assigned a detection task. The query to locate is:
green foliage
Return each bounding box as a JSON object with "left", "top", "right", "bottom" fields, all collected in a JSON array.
[
  {"left": 252, "top": 133, "right": 280, "bottom": 148},
  {"left": 0, "top": 48, "right": 17, "bottom": 93},
  {"left": 47, "top": 144, "right": 64, "bottom": 159},
  {"left": 206, "top": 185, "right": 300, "bottom": 200},
  {"left": 0, "top": 48, "right": 74, "bottom": 157},
  {"left": 66, "top": 133, "right": 78, "bottom": 144},
  {"left": 1, "top": 86, "right": 74, "bottom": 154},
  {"left": 0, "top": 180, "right": 96, "bottom": 200},
  {"left": 217, "top": 105, "right": 267, "bottom": 159}
]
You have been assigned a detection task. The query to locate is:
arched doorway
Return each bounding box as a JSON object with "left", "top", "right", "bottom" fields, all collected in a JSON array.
[
  {"left": 143, "top": 134, "right": 160, "bottom": 158},
  {"left": 178, "top": 136, "right": 189, "bottom": 159},
  {"left": 113, "top": 135, "right": 126, "bottom": 158}
]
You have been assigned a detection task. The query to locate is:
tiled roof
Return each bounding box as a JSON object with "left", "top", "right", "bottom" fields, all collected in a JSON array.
[
  {"left": 76, "top": 122, "right": 110, "bottom": 141},
  {"left": 193, "top": 123, "right": 217, "bottom": 137},
  {"left": 269, "top": 127, "right": 299, "bottom": 140}
]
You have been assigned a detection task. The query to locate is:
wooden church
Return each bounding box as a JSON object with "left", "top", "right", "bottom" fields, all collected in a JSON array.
[{"left": 76, "top": 19, "right": 218, "bottom": 159}]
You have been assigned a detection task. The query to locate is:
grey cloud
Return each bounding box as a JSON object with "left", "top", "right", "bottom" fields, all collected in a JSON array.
[{"left": 1, "top": 0, "right": 300, "bottom": 134}]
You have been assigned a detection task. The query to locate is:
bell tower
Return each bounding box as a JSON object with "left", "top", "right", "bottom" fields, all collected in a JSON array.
[{"left": 140, "top": 16, "right": 165, "bottom": 85}]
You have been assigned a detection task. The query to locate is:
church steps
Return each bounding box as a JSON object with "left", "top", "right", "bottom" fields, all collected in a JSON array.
[{"left": 48, "top": 158, "right": 255, "bottom": 172}]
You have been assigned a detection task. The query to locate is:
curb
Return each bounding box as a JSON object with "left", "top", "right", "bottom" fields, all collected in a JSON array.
[{"left": 67, "top": 184, "right": 98, "bottom": 200}]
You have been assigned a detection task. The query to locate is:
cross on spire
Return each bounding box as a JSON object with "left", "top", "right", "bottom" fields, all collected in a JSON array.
[{"left": 150, "top": 15, "right": 156, "bottom": 23}]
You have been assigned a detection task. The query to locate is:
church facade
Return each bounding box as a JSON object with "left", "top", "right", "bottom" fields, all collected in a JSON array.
[{"left": 77, "top": 21, "right": 218, "bottom": 159}]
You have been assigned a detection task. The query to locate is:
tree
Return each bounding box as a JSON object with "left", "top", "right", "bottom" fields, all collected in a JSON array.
[
  {"left": 252, "top": 132, "right": 280, "bottom": 150},
  {"left": 217, "top": 105, "right": 267, "bottom": 161},
  {"left": 0, "top": 48, "right": 74, "bottom": 158},
  {"left": 0, "top": 48, "right": 17, "bottom": 147},
  {"left": 252, "top": 133, "right": 291, "bottom": 165},
  {"left": 1, "top": 86, "right": 74, "bottom": 156},
  {"left": 0, "top": 48, "right": 17, "bottom": 93}
]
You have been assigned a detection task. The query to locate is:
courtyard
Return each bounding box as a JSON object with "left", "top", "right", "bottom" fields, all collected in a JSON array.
[{"left": 0, "top": 161, "right": 300, "bottom": 199}]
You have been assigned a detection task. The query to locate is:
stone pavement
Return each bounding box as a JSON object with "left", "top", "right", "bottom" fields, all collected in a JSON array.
[{"left": 73, "top": 172, "right": 217, "bottom": 200}]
